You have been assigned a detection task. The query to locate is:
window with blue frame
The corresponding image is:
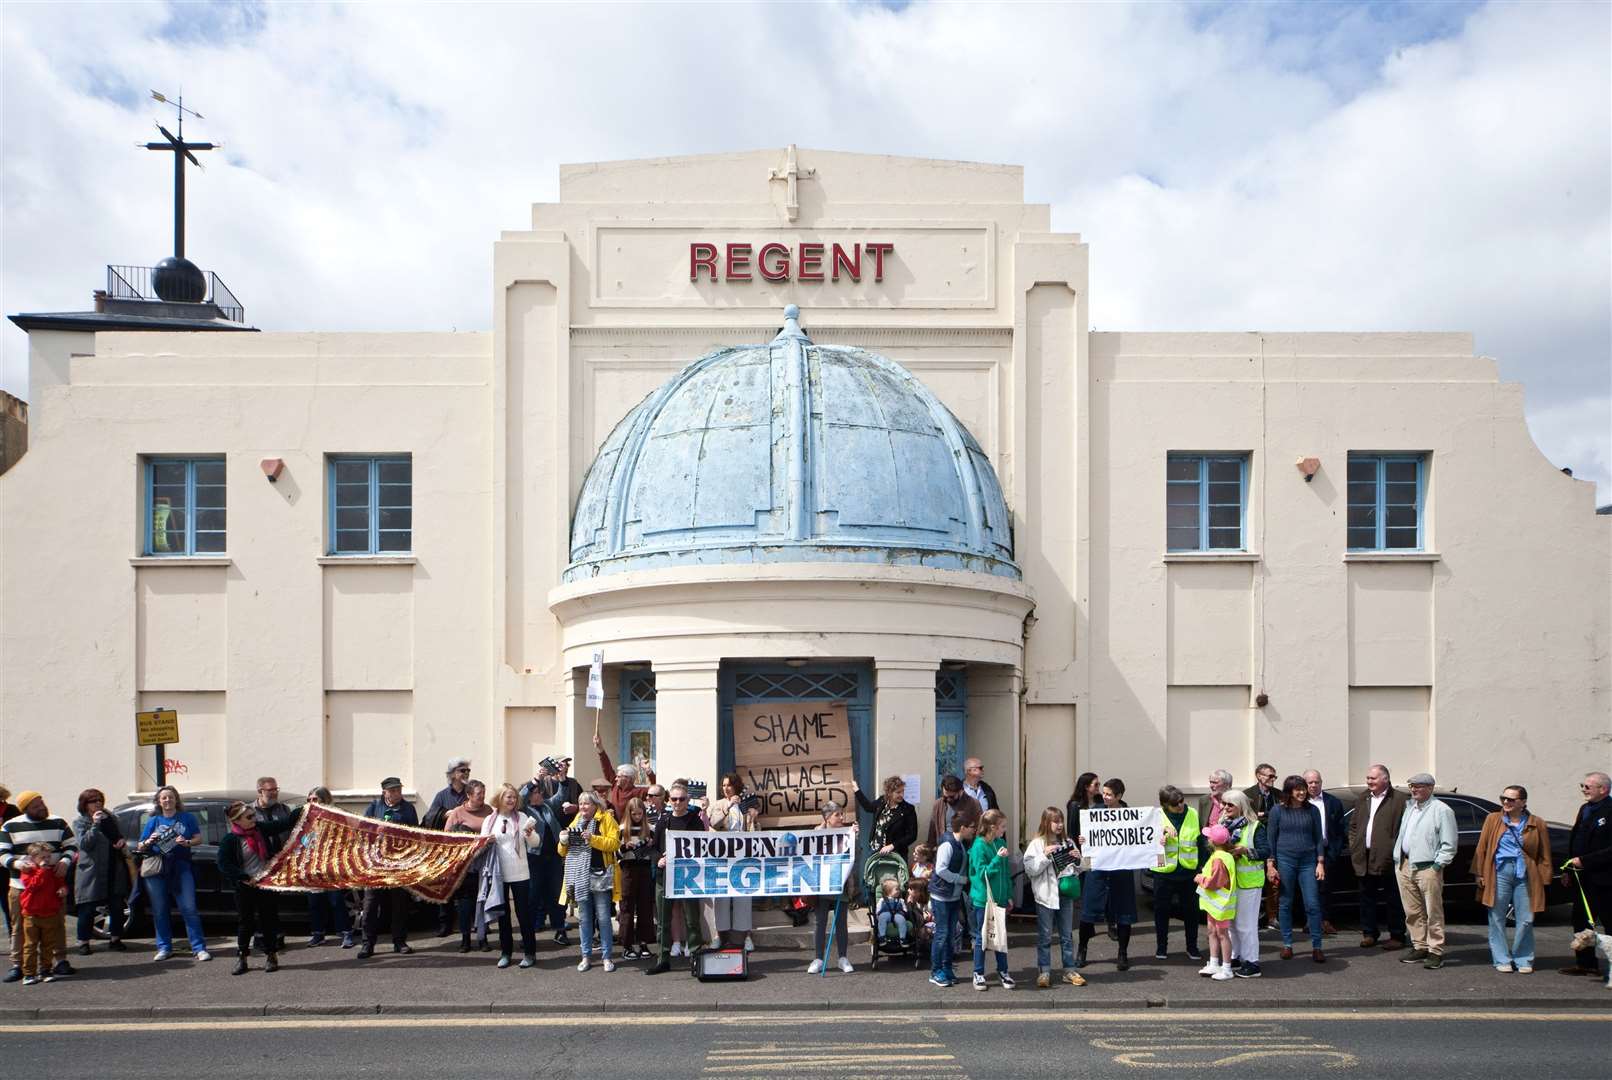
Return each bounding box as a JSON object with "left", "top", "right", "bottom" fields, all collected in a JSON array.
[
  {"left": 1347, "top": 454, "right": 1425, "bottom": 551},
  {"left": 328, "top": 455, "right": 412, "bottom": 554},
  {"left": 1166, "top": 454, "right": 1248, "bottom": 552},
  {"left": 145, "top": 457, "right": 226, "bottom": 555}
]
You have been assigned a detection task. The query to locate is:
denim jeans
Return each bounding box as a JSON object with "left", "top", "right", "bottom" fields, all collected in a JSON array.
[
  {"left": 929, "top": 896, "right": 959, "bottom": 981},
  {"left": 1275, "top": 854, "right": 1322, "bottom": 950},
  {"left": 876, "top": 911, "right": 910, "bottom": 941},
  {"left": 970, "top": 902, "right": 1008, "bottom": 976},
  {"left": 307, "top": 891, "right": 351, "bottom": 937},
  {"left": 577, "top": 888, "right": 613, "bottom": 959},
  {"left": 1036, "top": 896, "right": 1075, "bottom": 972},
  {"left": 1486, "top": 863, "right": 1534, "bottom": 968},
  {"left": 145, "top": 859, "right": 207, "bottom": 954}
]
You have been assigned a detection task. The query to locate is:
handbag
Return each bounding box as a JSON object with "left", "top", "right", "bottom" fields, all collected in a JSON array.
[
  {"left": 139, "top": 853, "right": 164, "bottom": 878},
  {"left": 1058, "top": 872, "right": 1080, "bottom": 899},
  {"left": 981, "top": 897, "right": 1010, "bottom": 953}
]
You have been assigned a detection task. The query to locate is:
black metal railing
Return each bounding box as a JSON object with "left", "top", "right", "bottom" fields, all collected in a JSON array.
[{"left": 106, "top": 264, "right": 245, "bottom": 323}]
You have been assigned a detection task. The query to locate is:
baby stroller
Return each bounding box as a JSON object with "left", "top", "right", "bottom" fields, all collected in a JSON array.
[{"left": 864, "top": 851, "right": 918, "bottom": 969}]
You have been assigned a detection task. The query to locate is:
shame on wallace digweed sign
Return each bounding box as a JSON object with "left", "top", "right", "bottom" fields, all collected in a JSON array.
[{"left": 733, "top": 701, "right": 854, "bottom": 826}]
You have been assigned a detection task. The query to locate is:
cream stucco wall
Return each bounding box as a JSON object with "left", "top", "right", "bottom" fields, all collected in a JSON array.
[{"left": 2, "top": 147, "right": 1607, "bottom": 833}]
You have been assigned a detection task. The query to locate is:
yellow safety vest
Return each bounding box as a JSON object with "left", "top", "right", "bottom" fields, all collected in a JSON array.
[
  {"left": 1198, "top": 849, "right": 1238, "bottom": 921},
  {"left": 1233, "top": 820, "right": 1265, "bottom": 889},
  {"left": 1153, "top": 806, "right": 1201, "bottom": 873}
]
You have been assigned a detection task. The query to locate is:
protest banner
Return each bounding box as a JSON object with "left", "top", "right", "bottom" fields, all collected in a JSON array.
[
  {"left": 733, "top": 700, "right": 854, "bottom": 826},
  {"left": 253, "top": 802, "right": 490, "bottom": 903},
  {"left": 664, "top": 827, "right": 856, "bottom": 899},
  {"left": 1078, "top": 805, "right": 1165, "bottom": 871}
]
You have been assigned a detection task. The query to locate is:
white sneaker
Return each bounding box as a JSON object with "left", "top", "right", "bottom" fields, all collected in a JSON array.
[
  {"left": 671, "top": 942, "right": 684, "bottom": 958},
  {"left": 1198, "top": 960, "right": 1219, "bottom": 977},
  {"left": 972, "top": 973, "right": 988, "bottom": 991},
  {"left": 744, "top": 934, "right": 755, "bottom": 953},
  {"left": 576, "top": 957, "right": 591, "bottom": 972},
  {"left": 603, "top": 958, "right": 616, "bottom": 973},
  {"left": 807, "top": 958, "right": 825, "bottom": 974},
  {"left": 1211, "top": 965, "right": 1235, "bottom": 980},
  {"left": 195, "top": 950, "right": 212, "bottom": 962},
  {"left": 1495, "top": 963, "right": 1514, "bottom": 973},
  {"left": 838, "top": 956, "right": 854, "bottom": 973}
]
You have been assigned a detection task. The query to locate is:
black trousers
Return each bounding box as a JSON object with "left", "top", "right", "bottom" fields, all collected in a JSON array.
[
  {"left": 1358, "top": 871, "right": 1405, "bottom": 939},
  {"left": 234, "top": 884, "right": 280, "bottom": 955},
  {"left": 530, "top": 849, "right": 567, "bottom": 932},
  {"left": 1570, "top": 876, "right": 1612, "bottom": 971},
  {"left": 361, "top": 887, "right": 409, "bottom": 947},
  {"left": 1152, "top": 875, "right": 1199, "bottom": 953}
]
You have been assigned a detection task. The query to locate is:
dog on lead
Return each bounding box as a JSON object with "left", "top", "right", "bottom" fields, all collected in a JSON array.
[{"left": 1569, "top": 928, "right": 1612, "bottom": 987}]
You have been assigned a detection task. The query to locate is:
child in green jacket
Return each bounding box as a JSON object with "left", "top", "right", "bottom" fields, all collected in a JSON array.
[{"left": 968, "top": 809, "right": 1015, "bottom": 990}]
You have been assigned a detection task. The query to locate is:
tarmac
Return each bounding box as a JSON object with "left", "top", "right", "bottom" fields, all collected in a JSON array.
[{"left": 2, "top": 915, "right": 1607, "bottom": 1021}]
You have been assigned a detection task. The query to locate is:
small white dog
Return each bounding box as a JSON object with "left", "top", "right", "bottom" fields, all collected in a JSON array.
[{"left": 1569, "top": 928, "right": 1612, "bottom": 987}]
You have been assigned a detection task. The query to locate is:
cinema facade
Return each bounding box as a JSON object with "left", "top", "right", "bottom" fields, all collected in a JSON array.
[{"left": 3, "top": 148, "right": 1607, "bottom": 829}]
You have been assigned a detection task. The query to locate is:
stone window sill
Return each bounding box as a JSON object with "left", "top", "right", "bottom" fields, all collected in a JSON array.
[
  {"left": 316, "top": 555, "right": 418, "bottom": 566},
  {"left": 129, "top": 556, "right": 232, "bottom": 567},
  {"left": 1163, "top": 552, "right": 1261, "bottom": 563},
  {"left": 1343, "top": 552, "right": 1441, "bottom": 563}
]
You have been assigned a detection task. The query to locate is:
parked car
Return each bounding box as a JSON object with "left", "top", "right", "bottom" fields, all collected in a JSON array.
[{"left": 1322, "top": 786, "right": 1573, "bottom": 916}]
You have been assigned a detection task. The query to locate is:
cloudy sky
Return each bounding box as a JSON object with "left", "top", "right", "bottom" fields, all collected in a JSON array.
[{"left": 3, "top": 0, "right": 1608, "bottom": 496}]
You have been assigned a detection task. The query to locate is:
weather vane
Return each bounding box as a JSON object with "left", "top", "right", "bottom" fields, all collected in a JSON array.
[{"left": 145, "top": 90, "right": 218, "bottom": 301}]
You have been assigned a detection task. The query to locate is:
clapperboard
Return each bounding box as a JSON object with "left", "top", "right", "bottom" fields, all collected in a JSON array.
[{"left": 1049, "top": 843, "right": 1080, "bottom": 874}]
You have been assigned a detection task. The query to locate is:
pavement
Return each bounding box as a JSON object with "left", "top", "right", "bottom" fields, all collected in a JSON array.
[
  {"left": 1, "top": 917, "right": 1608, "bottom": 1021},
  {"left": 2, "top": 1008, "right": 1609, "bottom": 1079}
]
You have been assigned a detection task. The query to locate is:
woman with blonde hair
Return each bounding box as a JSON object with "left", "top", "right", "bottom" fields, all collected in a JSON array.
[
  {"left": 480, "top": 782, "right": 541, "bottom": 969},
  {"left": 1220, "top": 788, "right": 1268, "bottom": 978},
  {"left": 617, "top": 796, "right": 657, "bottom": 959},
  {"left": 133, "top": 785, "right": 208, "bottom": 962},
  {"left": 558, "top": 790, "right": 621, "bottom": 971}
]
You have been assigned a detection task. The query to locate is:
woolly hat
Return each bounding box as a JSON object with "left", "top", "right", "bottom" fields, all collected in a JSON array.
[
  {"left": 1205, "top": 824, "right": 1232, "bottom": 846},
  {"left": 14, "top": 791, "right": 42, "bottom": 813}
]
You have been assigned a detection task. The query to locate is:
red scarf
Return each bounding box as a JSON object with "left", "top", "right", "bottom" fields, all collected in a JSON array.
[{"left": 232, "top": 820, "right": 268, "bottom": 861}]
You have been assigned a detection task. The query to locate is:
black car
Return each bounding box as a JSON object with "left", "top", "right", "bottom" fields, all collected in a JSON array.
[{"left": 1321, "top": 787, "right": 1573, "bottom": 915}]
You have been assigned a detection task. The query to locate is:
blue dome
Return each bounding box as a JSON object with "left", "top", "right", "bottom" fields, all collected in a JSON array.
[{"left": 564, "top": 307, "right": 1018, "bottom": 582}]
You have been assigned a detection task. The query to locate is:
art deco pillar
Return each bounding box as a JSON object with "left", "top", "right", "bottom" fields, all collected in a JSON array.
[
  {"left": 874, "top": 659, "right": 941, "bottom": 809},
  {"left": 650, "top": 661, "right": 722, "bottom": 793}
]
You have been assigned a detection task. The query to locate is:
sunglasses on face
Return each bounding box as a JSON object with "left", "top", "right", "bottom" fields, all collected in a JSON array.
[
  {"left": 670, "top": 796, "right": 688, "bottom": 803},
  {"left": 1500, "top": 796, "right": 1520, "bottom": 802}
]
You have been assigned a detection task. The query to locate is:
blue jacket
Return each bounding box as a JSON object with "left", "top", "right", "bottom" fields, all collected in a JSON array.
[
  {"left": 363, "top": 798, "right": 418, "bottom": 827},
  {"left": 519, "top": 783, "right": 573, "bottom": 850},
  {"left": 1315, "top": 791, "right": 1347, "bottom": 861}
]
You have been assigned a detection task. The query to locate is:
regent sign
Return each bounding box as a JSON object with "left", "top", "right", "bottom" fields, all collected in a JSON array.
[{"left": 689, "top": 241, "right": 895, "bottom": 283}]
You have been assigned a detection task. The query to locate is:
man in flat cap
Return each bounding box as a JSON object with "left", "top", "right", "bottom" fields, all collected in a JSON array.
[
  {"left": 423, "top": 757, "right": 473, "bottom": 936},
  {"left": 357, "top": 778, "right": 418, "bottom": 960},
  {"left": 1391, "top": 773, "right": 1457, "bottom": 969}
]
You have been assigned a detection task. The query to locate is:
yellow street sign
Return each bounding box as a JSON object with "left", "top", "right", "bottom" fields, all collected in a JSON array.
[{"left": 136, "top": 709, "right": 179, "bottom": 747}]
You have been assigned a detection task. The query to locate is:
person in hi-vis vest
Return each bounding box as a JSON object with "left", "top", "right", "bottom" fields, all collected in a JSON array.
[{"left": 1150, "top": 785, "right": 1202, "bottom": 962}]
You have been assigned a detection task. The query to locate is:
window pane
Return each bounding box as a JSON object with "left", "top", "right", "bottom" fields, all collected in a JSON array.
[
  {"left": 1167, "top": 503, "right": 1199, "bottom": 529},
  {"left": 151, "top": 495, "right": 186, "bottom": 554},
  {"left": 377, "top": 530, "right": 411, "bottom": 552},
  {"left": 1385, "top": 482, "right": 1418, "bottom": 506},
  {"left": 1347, "top": 458, "right": 1376, "bottom": 483},
  {"left": 1385, "top": 528, "right": 1418, "bottom": 549},
  {"left": 1207, "top": 482, "right": 1240, "bottom": 506},
  {"left": 1348, "top": 526, "right": 1377, "bottom": 549},
  {"left": 1347, "top": 481, "right": 1376, "bottom": 508},
  {"left": 1209, "top": 504, "right": 1240, "bottom": 529},
  {"left": 1207, "top": 527, "right": 1241, "bottom": 550},
  {"left": 1167, "top": 458, "right": 1199, "bottom": 482},
  {"left": 334, "top": 460, "right": 369, "bottom": 485},
  {"left": 1386, "top": 505, "right": 1417, "bottom": 529},
  {"left": 1385, "top": 460, "right": 1418, "bottom": 484},
  {"left": 337, "top": 507, "right": 370, "bottom": 531},
  {"left": 1167, "top": 526, "right": 1201, "bottom": 552},
  {"left": 1347, "top": 504, "right": 1376, "bottom": 529},
  {"left": 379, "top": 507, "right": 412, "bottom": 531},
  {"left": 194, "top": 531, "right": 226, "bottom": 553},
  {"left": 1207, "top": 459, "right": 1241, "bottom": 483},
  {"left": 336, "top": 483, "right": 371, "bottom": 509},
  {"left": 192, "top": 460, "right": 225, "bottom": 486},
  {"left": 378, "top": 483, "right": 411, "bottom": 509},
  {"left": 334, "top": 529, "right": 371, "bottom": 553},
  {"left": 1166, "top": 483, "right": 1199, "bottom": 507},
  {"left": 193, "top": 508, "right": 226, "bottom": 532},
  {"left": 378, "top": 460, "right": 411, "bottom": 484},
  {"left": 152, "top": 462, "right": 187, "bottom": 487}
]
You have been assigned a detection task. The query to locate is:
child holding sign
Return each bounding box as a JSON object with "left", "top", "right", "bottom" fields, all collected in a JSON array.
[{"left": 1194, "top": 825, "right": 1238, "bottom": 981}]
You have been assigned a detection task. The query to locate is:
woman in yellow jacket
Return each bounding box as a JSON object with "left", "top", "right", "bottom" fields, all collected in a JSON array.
[{"left": 558, "top": 789, "right": 622, "bottom": 972}]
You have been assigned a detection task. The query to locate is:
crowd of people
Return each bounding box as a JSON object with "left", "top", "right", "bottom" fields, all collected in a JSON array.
[{"left": 0, "top": 755, "right": 1608, "bottom": 989}]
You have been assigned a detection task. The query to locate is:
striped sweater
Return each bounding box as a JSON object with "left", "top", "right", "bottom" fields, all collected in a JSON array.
[{"left": 0, "top": 813, "right": 78, "bottom": 887}]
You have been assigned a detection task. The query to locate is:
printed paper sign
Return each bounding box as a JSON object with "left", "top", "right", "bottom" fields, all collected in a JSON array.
[
  {"left": 732, "top": 701, "right": 854, "bottom": 826},
  {"left": 585, "top": 650, "right": 605, "bottom": 710},
  {"left": 1079, "top": 805, "right": 1165, "bottom": 871},
  {"left": 665, "top": 827, "right": 855, "bottom": 899}
]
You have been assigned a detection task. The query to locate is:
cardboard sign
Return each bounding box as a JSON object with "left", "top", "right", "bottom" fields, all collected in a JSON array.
[
  {"left": 665, "top": 827, "right": 856, "bottom": 899},
  {"left": 733, "top": 701, "right": 854, "bottom": 826},
  {"left": 1079, "top": 805, "right": 1165, "bottom": 871},
  {"left": 136, "top": 708, "right": 179, "bottom": 747}
]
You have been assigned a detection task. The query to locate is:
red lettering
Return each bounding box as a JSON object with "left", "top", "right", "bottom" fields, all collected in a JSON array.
[
  {"left": 831, "top": 243, "right": 860, "bottom": 282},
  {"left": 866, "top": 242, "right": 894, "bottom": 282},
  {"left": 689, "top": 242, "right": 718, "bottom": 282},
  {"left": 725, "top": 243, "right": 752, "bottom": 281},
  {"left": 797, "top": 242, "right": 824, "bottom": 283},
  {"left": 758, "top": 242, "right": 791, "bottom": 282}
]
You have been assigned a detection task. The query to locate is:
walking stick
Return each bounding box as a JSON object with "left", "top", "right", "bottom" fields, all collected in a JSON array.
[{"left": 819, "top": 898, "right": 842, "bottom": 976}]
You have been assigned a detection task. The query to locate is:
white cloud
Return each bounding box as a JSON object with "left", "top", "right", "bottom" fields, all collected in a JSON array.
[{"left": 2, "top": 0, "right": 1607, "bottom": 497}]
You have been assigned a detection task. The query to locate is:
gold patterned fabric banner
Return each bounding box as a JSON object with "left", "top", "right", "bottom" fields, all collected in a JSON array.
[{"left": 254, "top": 803, "right": 490, "bottom": 903}]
